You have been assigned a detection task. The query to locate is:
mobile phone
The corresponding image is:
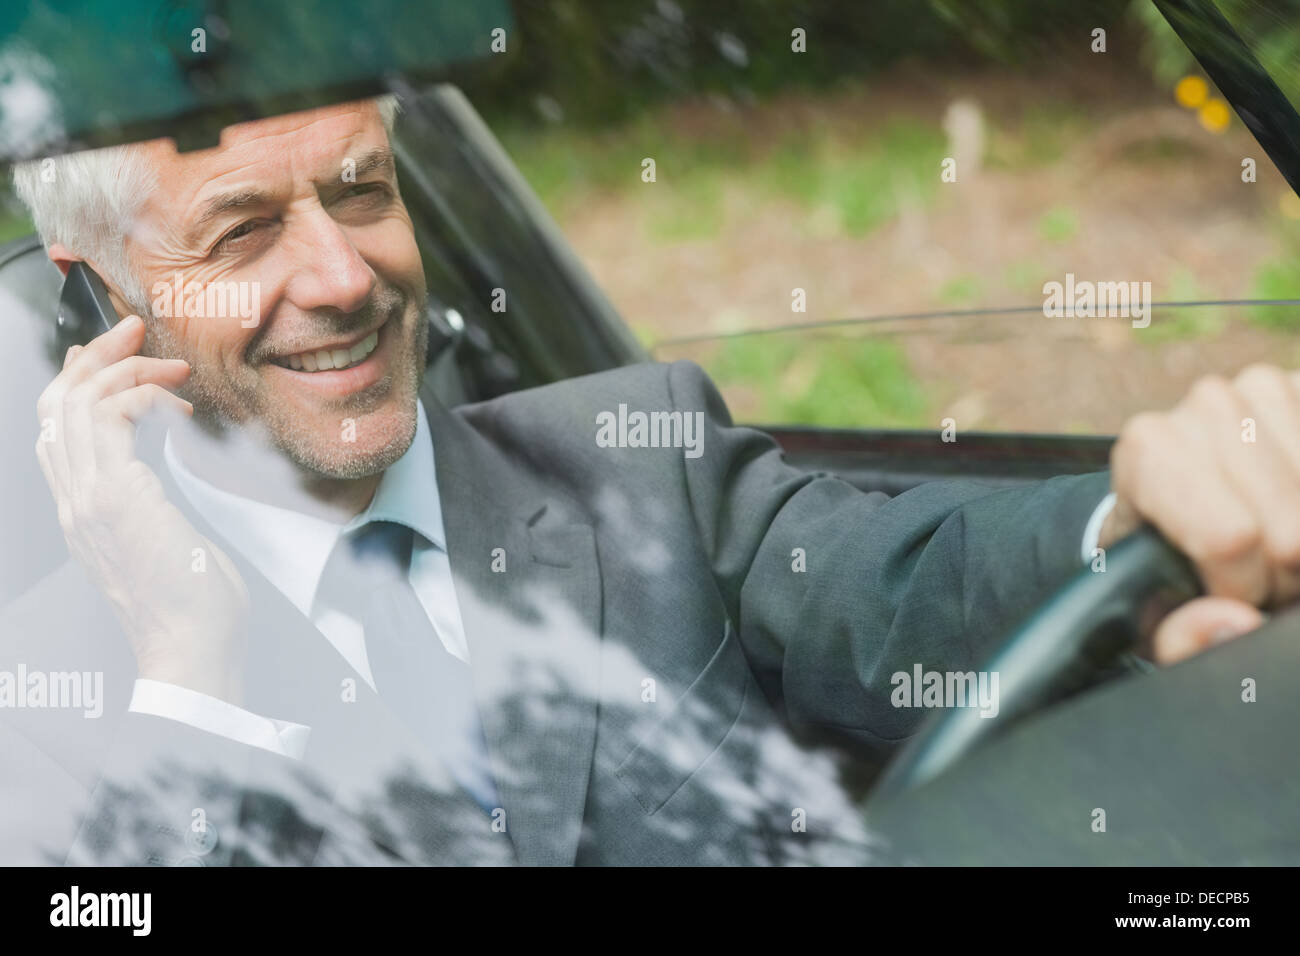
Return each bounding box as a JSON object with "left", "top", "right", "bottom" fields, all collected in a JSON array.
[{"left": 56, "top": 261, "right": 119, "bottom": 352}]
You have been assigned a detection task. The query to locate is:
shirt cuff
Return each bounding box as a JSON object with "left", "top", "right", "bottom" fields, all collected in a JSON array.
[
  {"left": 128, "top": 679, "right": 310, "bottom": 759},
  {"left": 1080, "top": 492, "right": 1118, "bottom": 566}
]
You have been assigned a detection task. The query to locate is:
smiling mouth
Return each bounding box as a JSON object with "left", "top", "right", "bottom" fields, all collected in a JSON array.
[{"left": 271, "top": 329, "right": 380, "bottom": 372}]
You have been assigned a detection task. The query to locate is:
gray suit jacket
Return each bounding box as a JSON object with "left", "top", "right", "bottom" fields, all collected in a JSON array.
[{"left": 0, "top": 360, "right": 1110, "bottom": 865}]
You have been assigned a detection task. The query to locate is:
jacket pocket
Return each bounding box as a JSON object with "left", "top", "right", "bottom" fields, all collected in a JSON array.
[{"left": 614, "top": 620, "right": 750, "bottom": 814}]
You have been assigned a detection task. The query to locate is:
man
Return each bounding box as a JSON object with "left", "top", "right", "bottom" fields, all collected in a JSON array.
[{"left": 0, "top": 95, "right": 1290, "bottom": 865}]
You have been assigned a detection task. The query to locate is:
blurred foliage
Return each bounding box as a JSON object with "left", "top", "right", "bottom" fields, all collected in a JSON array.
[
  {"left": 496, "top": 113, "right": 945, "bottom": 241},
  {"left": 460, "top": 0, "right": 1134, "bottom": 129},
  {"left": 938, "top": 274, "right": 983, "bottom": 306},
  {"left": 762, "top": 121, "right": 946, "bottom": 237},
  {"left": 1251, "top": 259, "right": 1300, "bottom": 330},
  {"left": 1135, "top": 0, "right": 1300, "bottom": 98},
  {"left": 1037, "top": 206, "right": 1079, "bottom": 243},
  {"left": 1133, "top": 0, "right": 1201, "bottom": 87},
  {"left": 1253, "top": 258, "right": 1300, "bottom": 304},
  {"left": 1002, "top": 259, "right": 1047, "bottom": 298},
  {"left": 1144, "top": 265, "right": 1227, "bottom": 342},
  {"left": 1248, "top": 216, "right": 1300, "bottom": 330},
  {"left": 704, "top": 333, "right": 928, "bottom": 428},
  {"left": 983, "top": 104, "right": 1095, "bottom": 170}
]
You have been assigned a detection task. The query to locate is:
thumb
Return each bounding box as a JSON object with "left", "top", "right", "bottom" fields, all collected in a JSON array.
[{"left": 1151, "top": 596, "right": 1264, "bottom": 666}]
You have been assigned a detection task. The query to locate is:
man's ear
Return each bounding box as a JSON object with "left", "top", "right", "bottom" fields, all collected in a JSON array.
[{"left": 46, "top": 242, "right": 78, "bottom": 278}]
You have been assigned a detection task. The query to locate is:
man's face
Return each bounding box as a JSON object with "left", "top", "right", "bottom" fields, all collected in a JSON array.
[{"left": 126, "top": 100, "right": 427, "bottom": 479}]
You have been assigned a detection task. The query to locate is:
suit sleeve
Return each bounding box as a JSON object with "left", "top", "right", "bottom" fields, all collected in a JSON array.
[{"left": 667, "top": 360, "right": 1113, "bottom": 751}]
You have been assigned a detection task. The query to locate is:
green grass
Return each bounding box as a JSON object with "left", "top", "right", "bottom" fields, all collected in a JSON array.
[
  {"left": 938, "top": 273, "right": 983, "bottom": 305},
  {"left": 702, "top": 333, "right": 929, "bottom": 428},
  {"left": 1241, "top": 217, "right": 1300, "bottom": 330},
  {"left": 1117, "top": 137, "right": 1206, "bottom": 165},
  {"left": 1002, "top": 259, "right": 1045, "bottom": 298},
  {"left": 1250, "top": 256, "right": 1300, "bottom": 331},
  {"left": 1141, "top": 266, "right": 1226, "bottom": 342},
  {"left": 644, "top": 171, "right": 726, "bottom": 240},
  {"left": 984, "top": 104, "right": 1094, "bottom": 171},
  {"left": 498, "top": 107, "right": 947, "bottom": 242},
  {"left": 760, "top": 121, "right": 946, "bottom": 237},
  {"left": 497, "top": 112, "right": 747, "bottom": 213},
  {"left": 1037, "top": 205, "right": 1078, "bottom": 243}
]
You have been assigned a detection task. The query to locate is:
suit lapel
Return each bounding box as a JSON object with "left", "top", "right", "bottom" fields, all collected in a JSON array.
[{"left": 425, "top": 395, "right": 604, "bottom": 866}]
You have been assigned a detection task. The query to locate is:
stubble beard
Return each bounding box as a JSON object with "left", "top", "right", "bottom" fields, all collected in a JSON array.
[{"left": 140, "top": 286, "right": 429, "bottom": 481}]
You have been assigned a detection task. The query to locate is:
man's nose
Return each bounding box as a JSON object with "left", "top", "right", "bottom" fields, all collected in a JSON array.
[{"left": 283, "top": 207, "right": 377, "bottom": 315}]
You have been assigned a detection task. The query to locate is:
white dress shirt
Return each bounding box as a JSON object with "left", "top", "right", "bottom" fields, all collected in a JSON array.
[
  {"left": 129, "top": 402, "right": 471, "bottom": 758},
  {"left": 1081, "top": 492, "right": 1118, "bottom": 565}
]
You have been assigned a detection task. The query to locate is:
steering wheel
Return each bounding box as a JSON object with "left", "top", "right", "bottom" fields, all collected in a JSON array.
[{"left": 870, "top": 528, "right": 1202, "bottom": 803}]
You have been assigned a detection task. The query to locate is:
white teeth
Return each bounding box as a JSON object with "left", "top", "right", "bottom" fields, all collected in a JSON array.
[
  {"left": 278, "top": 329, "right": 380, "bottom": 372},
  {"left": 349, "top": 334, "right": 372, "bottom": 362}
]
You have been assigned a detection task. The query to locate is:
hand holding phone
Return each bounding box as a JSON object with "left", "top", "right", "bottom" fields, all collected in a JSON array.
[{"left": 34, "top": 311, "right": 250, "bottom": 704}]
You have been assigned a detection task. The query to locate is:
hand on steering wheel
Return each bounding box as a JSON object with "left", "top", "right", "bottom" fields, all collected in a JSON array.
[{"left": 871, "top": 528, "right": 1230, "bottom": 804}]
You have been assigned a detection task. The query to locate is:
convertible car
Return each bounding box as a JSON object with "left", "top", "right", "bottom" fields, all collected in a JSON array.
[{"left": 0, "top": 0, "right": 1297, "bottom": 865}]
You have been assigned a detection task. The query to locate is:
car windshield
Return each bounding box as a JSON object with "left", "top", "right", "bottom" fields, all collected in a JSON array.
[{"left": 2, "top": 0, "right": 1299, "bottom": 879}]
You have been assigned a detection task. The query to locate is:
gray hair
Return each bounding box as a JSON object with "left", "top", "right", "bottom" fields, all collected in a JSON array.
[{"left": 12, "top": 93, "right": 399, "bottom": 314}]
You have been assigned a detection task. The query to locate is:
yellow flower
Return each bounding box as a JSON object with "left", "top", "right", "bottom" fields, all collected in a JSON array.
[
  {"left": 1198, "top": 98, "right": 1232, "bottom": 133},
  {"left": 1175, "top": 75, "right": 1209, "bottom": 108}
]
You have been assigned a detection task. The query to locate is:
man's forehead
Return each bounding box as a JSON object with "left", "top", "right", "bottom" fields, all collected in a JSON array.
[
  {"left": 218, "top": 100, "right": 384, "bottom": 151},
  {"left": 143, "top": 101, "right": 388, "bottom": 200}
]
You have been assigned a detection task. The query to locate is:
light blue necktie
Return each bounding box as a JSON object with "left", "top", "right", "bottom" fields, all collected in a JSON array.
[{"left": 339, "top": 520, "right": 501, "bottom": 816}]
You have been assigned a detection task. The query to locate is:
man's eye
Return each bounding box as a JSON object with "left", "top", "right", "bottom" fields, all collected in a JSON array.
[
  {"left": 340, "top": 183, "right": 388, "bottom": 201},
  {"left": 214, "top": 220, "right": 263, "bottom": 251}
]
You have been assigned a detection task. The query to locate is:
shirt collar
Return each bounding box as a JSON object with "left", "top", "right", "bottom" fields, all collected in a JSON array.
[
  {"left": 343, "top": 401, "right": 445, "bottom": 549},
  {"left": 162, "top": 401, "right": 444, "bottom": 617}
]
